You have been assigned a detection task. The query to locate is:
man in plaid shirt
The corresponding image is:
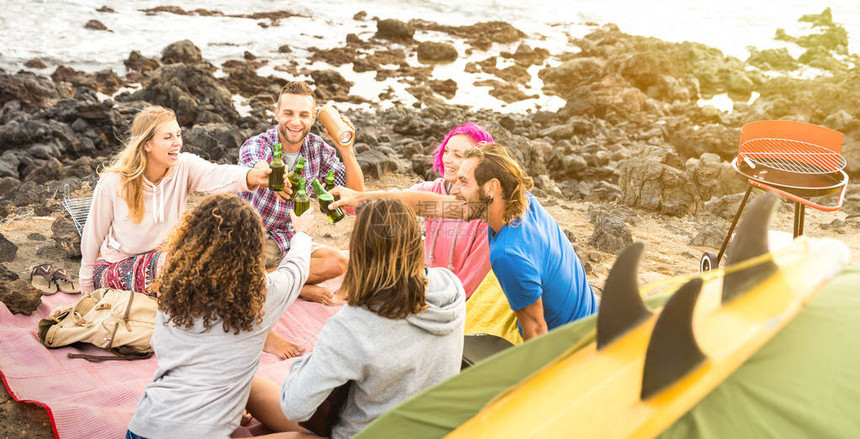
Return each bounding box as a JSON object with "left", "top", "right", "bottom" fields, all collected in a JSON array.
[{"left": 240, "top": 82, "right": 365, "bottom": 354}]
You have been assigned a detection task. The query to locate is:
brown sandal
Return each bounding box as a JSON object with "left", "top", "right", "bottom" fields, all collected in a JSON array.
[
  {"left": 52, "top": 269, "right": 81, "bottom": 294},
  {"left": 29, "top": 264, "right": 59, "bottom": 295}
]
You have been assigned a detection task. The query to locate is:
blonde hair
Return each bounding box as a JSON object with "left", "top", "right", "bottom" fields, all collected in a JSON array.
[
  {"left": 341, "top": 198, "right": 428, "bottom": 319},
  {"left": 102, "top": 106, "right": 176, "bottom": 223},
  {"left": 464, "top": 144, "right": 534, "bottom": 225},
  {"left": 154, "top": 193, "right": 267, "bottom": 333}
]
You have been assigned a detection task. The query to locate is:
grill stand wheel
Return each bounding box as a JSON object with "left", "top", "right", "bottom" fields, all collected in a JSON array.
[{"left": 699, "top": 252, "right": 718, "bottom": 278}]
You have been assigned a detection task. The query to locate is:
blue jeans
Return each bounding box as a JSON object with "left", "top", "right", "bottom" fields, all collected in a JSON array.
[{"left": 126, "top": 431, "right": 147, "bottom": 439}]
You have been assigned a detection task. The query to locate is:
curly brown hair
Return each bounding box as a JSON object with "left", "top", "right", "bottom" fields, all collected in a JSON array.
[
  {"left": 464, "top": 144, "right": 534, "bottom": 225},
  {"left": 153, "top": 193, "right": 267, "bottom": 334},
  {"left": 341, "top": 198, "right": 428, "bottom": 319}
]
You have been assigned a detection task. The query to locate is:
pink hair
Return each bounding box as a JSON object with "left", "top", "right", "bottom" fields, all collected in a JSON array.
[{"left": 431, "top": 122, "right": 494, "bottom": 174}]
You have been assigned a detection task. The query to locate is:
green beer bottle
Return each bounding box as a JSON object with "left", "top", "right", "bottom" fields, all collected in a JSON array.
[
  {"left": 311, "top": 179, "right": 345, "bottom": 223},
  {"left": 294, "top": 178, "right": 310, "bottom": 216},
  {"left": 324, "top": 170, "right": 336, "bottom": 192},
  {"left": 268, "top": 143, "right": 285, "bottom": 192},
  {"left": 287, "top": 157, "right": 306, "bottom": 199}
]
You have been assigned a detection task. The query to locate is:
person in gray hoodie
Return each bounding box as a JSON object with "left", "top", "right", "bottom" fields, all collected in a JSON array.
[{"left": 247, "top": 198, "right": 466, "bottom": 439}]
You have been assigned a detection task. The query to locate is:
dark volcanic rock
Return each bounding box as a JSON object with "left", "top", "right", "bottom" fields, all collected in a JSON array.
[
  {"left": 24, "top": 58, "right": 48, "bottom": 69},
  {"left": 309, "top": 46, "right": 359, "bottom": 67},
  {"left": 96, "top": 5, "right": 116, "bottom": 13},
  {"left": 220, "top": 67, "right": 285, "bottom": 98},
  {"left": 23, "top": 157, "right": 66, "bottom": 185},
  {"left": 668, "top": 123, "right": 740, "bottom": 161},
  {"left": 161, "top": 39, "right": 203, "bottom": 65},
  {"left": 427, "top": 79, "right": 457, "bottom": 100},
  {"left": 51, "top": 216, "right": 81, "bottom": 259},
  {"left": 124, "top": 50, "right": 161, "bottom": 73},
  {"left": 618, "top": 146, "right": 701, "bottom": 216},
  {"left": 0, "top": 279, "right": 43, "bottom": 315},
  {"left": 746, "top": 48, "right": 799, "bottom": 71},
  {"left": 375, "top": 19, "right": 414, "bottom": 42},
  {"left": 539, "top": 57, "right": 605, "bottom": 97},
  {"left": 0, "top": 233, "right": 17, "bottom": 262},
  {"left": 417, "top": 42, "right": 458, "bottom": 64},
  {"left": 0, "top": 177, "right": 21, "bottom": 199},
  {"left": 0, "top": 70, "right": 60, "bottom": 110},
  {"left": 474, "top": 80, "right": 536, "bottom": 104},
  {"left": 182, "top": 123, "right": 252, "bottom": 162},
  {"left": 410, "top": 20, "right": 525, "bottom": 50},
  {"left": 85, "top": 19, "right": 109, "bottom": 31},
  {"left": 0, "top": 264, "right": 18, "bottom": 281},
  {"left": 501, "top": 43, "right": 550, "bottom": 67},
  {"left": 357, "top": 149, "right": 398, "bottom": 179},
  {"left": 589, "top": 214, "right": 633, "bottom": 254},
  {"left": 310, "top": 70, "right": 353, "bottom": 101},
  {"left": 690, "top": 220, "right": 727, "bottom": 249},
  {"left": 50, "top": 66, "right": 122, "bottom": 95},
  {"left": 704, "top": 192, "right": 762, "bottom": 220},
  {"left": 495, "top": 65, "right": 530, "bottom": 85},
  {"left": 685, "top": 153, "right": 747, "bottom": 201},
  {"left": 121, "top": 64, "right": 239, "bottom": 126}
]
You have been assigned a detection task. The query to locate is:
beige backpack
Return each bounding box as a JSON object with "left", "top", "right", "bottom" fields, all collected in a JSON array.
[{"left": 38, "top": 288, "right": 158, "bottom": 361}]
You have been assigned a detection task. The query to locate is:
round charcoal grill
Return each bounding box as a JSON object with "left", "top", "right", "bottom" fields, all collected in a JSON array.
[
  {"left": 699, "top": 121, "right": 850, "bottom": 277},
  {"left": 735, "top": 137, "right": 848, "bottom": 198}
]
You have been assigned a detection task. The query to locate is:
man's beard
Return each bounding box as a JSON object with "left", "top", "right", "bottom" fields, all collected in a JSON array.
[
  {"left": 279, "top": 125, "right": 309, "bottom": 146},
  {"left": 455, "top": 193, "right": 490, "bottom": 222}
]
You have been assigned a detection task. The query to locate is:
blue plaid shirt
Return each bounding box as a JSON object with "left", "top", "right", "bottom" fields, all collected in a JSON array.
[{"left": 239, "top": 128, "right": 346, "bottom": 255}]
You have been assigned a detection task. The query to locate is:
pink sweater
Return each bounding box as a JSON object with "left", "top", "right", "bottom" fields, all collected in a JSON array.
[
  {"left": 411, "top": 178, "right": 491, "bottom": 299},
  {"left": 79, "top": 153, "right": 252, "bottom": 292}
]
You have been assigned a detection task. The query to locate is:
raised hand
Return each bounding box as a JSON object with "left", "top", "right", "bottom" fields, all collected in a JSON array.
[
  {"left": 328, "top": 186, "right": 360, "bottom": 209},
  {"left": 246, "top": 160, "right": 272, "bottom": 190},
  {"left": 290, "top": 209, "right": 317, "bottom": 237}
]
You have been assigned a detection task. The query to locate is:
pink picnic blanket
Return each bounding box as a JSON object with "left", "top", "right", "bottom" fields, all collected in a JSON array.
[{"left": 0, "top": 277, "right": 343, "bottom": 438}]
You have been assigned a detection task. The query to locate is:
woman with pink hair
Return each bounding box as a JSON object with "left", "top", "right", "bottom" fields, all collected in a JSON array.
[
  {"left": 411, "top": 123, "right": 494, "bottom": 299},
  {"left": 334, "top": 122, "right": 493, "bottom": 299}
]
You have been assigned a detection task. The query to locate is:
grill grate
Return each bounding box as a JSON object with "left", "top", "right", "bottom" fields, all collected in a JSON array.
[
  {"left": 739, "top": 138, "right": 846, "bottom": 175},
  {"left": 61, "top": 184, "right": 92, "bottom": 236}
]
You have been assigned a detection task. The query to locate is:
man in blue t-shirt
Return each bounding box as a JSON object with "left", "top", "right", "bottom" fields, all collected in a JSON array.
[{"left": 450, "top": 145, "right": 596, "bottom": 340}]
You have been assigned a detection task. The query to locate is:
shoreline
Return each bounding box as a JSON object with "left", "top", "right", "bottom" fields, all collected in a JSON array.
[{"left": 1, "top": 8, "right": 860, "bottom": 438}]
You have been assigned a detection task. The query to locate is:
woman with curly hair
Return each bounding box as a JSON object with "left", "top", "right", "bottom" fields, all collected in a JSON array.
[
  {"left": 245, "top": 198, "right": 466, "bottom": 439},
  {"left": 127, "top": 193, "right": 316, "bottom": 439}
]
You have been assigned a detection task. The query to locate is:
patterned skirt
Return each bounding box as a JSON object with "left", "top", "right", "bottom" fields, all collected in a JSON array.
[{"left": 93, "top": 251, "right": 162, "bottom": 297}]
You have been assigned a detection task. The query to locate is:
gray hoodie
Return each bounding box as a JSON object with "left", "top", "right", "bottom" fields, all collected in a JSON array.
[{"left": 280, "top": 267, "right": 466, "bottom": 439}]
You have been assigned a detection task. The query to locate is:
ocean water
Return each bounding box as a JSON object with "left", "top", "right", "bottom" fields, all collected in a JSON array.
[{"left": 0, "top": 0, "right": 857, "bottom": 112}]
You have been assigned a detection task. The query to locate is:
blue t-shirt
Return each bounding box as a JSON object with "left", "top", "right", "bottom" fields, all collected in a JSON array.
[{"left": 488, "top": 193, "right": 597, "bottom": 332}]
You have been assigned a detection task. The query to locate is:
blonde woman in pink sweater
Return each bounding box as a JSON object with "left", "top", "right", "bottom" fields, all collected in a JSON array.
[
  {"left": 79, "top": 106, "right": 271, "bottom": 296},
  {"left": 78, "top": 107, "right": 309, "bottom": 358}
]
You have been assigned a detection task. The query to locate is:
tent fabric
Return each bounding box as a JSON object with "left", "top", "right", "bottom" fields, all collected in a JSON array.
[
  {"left": 660, "top": 266, "right": 860, "bottom": 438},
  {"left": 357, "top": 267, "right": 860, "bottom": 438},
  {"left": 0, "top": 276, "right": 344, "bottom": 439},
  {"left": 464, "top": 270, "right": 523, "bottom": 345}
]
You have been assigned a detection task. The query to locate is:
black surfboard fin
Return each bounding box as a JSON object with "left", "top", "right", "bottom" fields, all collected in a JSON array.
[
  {"left": 597, "top": 243, "right": 652, "bottom": 350},
  {"left": 722, "top": 193, "right": 779, "bottom": 304},
  {"left": 641, "top": 278, "right": 705, "bottom": 400}
]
